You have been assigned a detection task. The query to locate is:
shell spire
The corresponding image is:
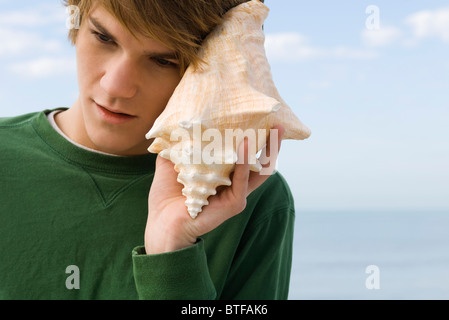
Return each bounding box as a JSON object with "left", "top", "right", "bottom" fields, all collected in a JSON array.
[{"left": 146, "top": 0, "right": 311, "bottom": 218}]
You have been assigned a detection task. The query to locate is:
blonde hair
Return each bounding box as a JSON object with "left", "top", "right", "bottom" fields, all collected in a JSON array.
[{"left": 64, "top": 0, "right": 257, "bottom": 74}]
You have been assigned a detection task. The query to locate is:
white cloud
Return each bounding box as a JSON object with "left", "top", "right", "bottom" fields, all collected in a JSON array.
[
  {"left": 0, "top": 3, "right": 70, "bottom": 57},
  {"left": 0, "top": 4, "right": 66, "bottom": 28},
  {"left": 0, "top": 4, "right": 74, "bottom": 80},
  {"left": 327, "top": 46, "right": 379, "bottom": 60},
  {"left": 0, "top": 27, "right": 63, "bottom": 57},
  {"left": 265, "top": 32, "right": 378, "bottom": 62},
  {"left": 405, "top": 6, "right": 449, "bottom": 43},
  {"left": 361, "top": 26, "right": 403, "bottom": 47},
  {"left": 9, "top": 57, "right": 76, "bottom": 78},
  {"left": 359, "top": 6, "right": 449, "bottom": 49},
  {"left": 265, "top": 32, "right": 321, "bottom": 61}
]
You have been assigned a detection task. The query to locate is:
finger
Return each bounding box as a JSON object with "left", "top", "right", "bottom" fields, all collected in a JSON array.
[
  {"left": 258, "top": 125, "right": 284, "bottom": 169},
  {"left": 230, "top": 137, "right": 251, "bottom": 200},
  {"left": 195, "top": 138, "right": 250, "bottom": 228},
  {"left": 155, "top": 155, "right": 178, "bottom": 179},
  {"left": 151, "top": 155, "right": 183, "bottom": 198},
  {"left": 247, "top": 125, "right": 284, "bottom": 193}
]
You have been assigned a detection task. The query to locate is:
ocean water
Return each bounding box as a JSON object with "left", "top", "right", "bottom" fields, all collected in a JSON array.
[{"left": 288, "top": 209, "right": 449, "bottom": 299}]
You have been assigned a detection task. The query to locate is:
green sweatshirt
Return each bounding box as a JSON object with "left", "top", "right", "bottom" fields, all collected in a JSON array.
[{"left": 0, "top": 110, "right": 295, "bottom": 300}]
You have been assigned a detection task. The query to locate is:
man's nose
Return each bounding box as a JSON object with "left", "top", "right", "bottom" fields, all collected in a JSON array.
[{"left": 100, "top": 55, "right": 138, "bottom": 99}]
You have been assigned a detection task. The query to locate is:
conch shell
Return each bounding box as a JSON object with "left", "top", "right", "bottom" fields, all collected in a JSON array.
[{"left": 146, "top": 0, "right": 311, "bottom": 218}]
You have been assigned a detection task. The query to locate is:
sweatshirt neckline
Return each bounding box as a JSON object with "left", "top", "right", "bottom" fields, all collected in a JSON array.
[{"left": 32, "top": 109, "right": 157, "bottom": 174}]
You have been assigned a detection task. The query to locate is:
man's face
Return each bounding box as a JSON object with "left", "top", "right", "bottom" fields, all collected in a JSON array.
[{"left": 73, "top": 5, "right": 182, "bottom": 156}]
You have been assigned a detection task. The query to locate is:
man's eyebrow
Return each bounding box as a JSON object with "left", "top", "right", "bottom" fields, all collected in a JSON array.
[
  {"left": 88, "top": 16, "right": 117, "bottom": 42},
  {"left": 89, "top": 15, "right": 178, "bottom": 61},
  {"left": 145, "top": 51, "right": 179, "bottom": 61}
]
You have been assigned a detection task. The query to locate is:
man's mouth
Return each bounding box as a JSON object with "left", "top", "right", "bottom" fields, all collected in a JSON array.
[{"left": 95, "top": 101, "right": 137, "bottom": 124}]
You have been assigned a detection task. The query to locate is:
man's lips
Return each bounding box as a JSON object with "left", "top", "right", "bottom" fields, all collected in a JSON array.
[
  {"left": 95, "top": 102, "right": 137, "bottom": 124},
  {"left": 96, "top": 101, "right": 135, "bottom": 116}
]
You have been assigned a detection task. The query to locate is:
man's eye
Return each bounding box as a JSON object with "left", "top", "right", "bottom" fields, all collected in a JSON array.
[
  {"left": 156, "top": 59, "right": 170, "bottom": 66},
  {"left": 92, "top": 31, "right": 113, "bottom": 44},
  {"left": 153, "top": 58, "right": 178, "bottom": 68}
]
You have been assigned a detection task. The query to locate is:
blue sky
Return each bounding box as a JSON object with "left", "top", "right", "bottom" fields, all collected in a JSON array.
[{"left": 1, "top": 0, "right": 448, "bottom": 212}]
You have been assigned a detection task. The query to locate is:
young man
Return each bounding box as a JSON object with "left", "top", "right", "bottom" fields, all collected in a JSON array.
[{"left": 0, "top": 0, "right": 294, "bottom": 299}]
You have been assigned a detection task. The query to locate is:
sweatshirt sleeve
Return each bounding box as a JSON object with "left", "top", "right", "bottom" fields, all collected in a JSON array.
[{"left": 132, "top": 239, "right": 216, "bottom": 300}]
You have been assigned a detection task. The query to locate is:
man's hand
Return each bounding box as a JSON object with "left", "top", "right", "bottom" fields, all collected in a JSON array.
[{"left": 144, "top": 125, "right": 285, "bottom": 254}]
